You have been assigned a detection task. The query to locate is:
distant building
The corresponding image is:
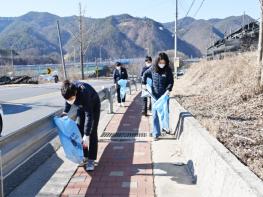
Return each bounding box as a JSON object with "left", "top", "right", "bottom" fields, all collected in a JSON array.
[{"left": 207, "top": 21, "right": 259, "bottom": 59}]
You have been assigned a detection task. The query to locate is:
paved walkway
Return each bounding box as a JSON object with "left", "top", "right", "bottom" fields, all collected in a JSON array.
[
  {"left": 62, "top": 93, "right": 154, "bottom": 197},
  {"left": 61, "top": 92, "right": 201, "bottom": 197}
]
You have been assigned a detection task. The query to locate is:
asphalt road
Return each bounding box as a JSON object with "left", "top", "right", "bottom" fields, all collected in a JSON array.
[{"left": 0, "top": 79, "right": 113, "bottom": 136}]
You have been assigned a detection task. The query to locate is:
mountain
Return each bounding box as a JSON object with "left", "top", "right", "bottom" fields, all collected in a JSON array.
[
  {"left": 0, "top": 17, "right": 15, "bottom": 33},
  {"left": 208, "top": 15, "right": 255, "bottom": 35},
  {"left": 0, "top": 12, "right": 255, "bottom": 63},
  {"left": 0, "top": 12, "right": 202, "bottom": 63},
  {"left": 179, "top": 19, "right": 224, "bottom": 54},
  {"left": 0, "top": 20, "right": 60, "bottom": 56},
  {"left": 164, "top": 15, "right": 255, "bottom": 54},
  {"left": 114, "top": 15, "right": 201, "bottom": 58},
  {"left": 163, "top": 17, "right": 196, "bottom": 33}
]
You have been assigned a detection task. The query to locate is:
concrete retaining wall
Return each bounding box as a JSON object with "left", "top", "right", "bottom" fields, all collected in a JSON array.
[{"left": 170, "top": 98, "right": 263, "bottom": 197}]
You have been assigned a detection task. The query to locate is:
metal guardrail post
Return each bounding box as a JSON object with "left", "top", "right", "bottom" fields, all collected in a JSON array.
[
  {"left": 134, "top": 79, "right": 137, "bottom": 91},
  {"left": 0, "top": 80, "right": 138, "bottom": 195},
  {"left": 128, "top": 81, "right": 132, "bottom": 95},
  {"left": 107, "top": 87, "right": 114, "bottom": 114}
]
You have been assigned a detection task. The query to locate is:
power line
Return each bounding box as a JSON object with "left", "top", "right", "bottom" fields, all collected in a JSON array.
[
  {"left": 185, "top": 0, "right": 196, "bottom": 17},
  {"left": 180, "top": 0, "right": 190, "bottom": 9},
  {"left": 193, "top": 0, "right": 205, "bottom": 18},
  {"left": 178, "top": 0, "right": 186, "bottom": 12}
]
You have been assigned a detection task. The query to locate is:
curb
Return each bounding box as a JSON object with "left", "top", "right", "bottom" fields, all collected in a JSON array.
[{"left": 170, "top": 98, "right": 263, "bottom": 197}]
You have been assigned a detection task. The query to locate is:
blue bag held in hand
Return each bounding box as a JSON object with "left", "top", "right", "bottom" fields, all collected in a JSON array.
[
  {"left": 153, "top": 92, "right": 170, "bottom": 130},
  {"left": 141, "top": 78, "right": 153, "bottom": 98},
  {"left": 54, "top": 116, "right": 84, "bottom": 164},
  {"left": 117, "top": 79, "right": 128, "bottom": 99},
  {"left": 146, "top": 78, "right": 152, "bottom": 89}
]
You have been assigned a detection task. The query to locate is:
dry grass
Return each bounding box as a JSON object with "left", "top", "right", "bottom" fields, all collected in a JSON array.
[
  {"left": 179, "top": 52, "right": 258, "bottom": 96},
  {"left": 174, "top": 52, "right": 263, "bottom": 180}
]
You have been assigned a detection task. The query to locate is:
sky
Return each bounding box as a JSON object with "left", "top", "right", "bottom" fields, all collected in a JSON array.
[{"left": 0, "top": 0, "right": 260, "bottom": 22}]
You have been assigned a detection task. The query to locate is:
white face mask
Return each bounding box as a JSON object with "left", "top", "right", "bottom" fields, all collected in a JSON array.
[
  {"left": 158, "top": 64, "right": 165, "bottom": 69},
  {"left": 66, "top": 97, "right": 76, "bottom": 105},
  {"left": 116, "top": 66, "right": 121, "bottom": 70},
  {"left": 146, "top": 63, "right": 151, "bottom": 67}
]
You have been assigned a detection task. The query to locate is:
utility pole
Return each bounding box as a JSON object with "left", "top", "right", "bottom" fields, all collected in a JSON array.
[
  {"left": 10, "top": 49, "right": 14, "bottom": 71},
  {"left": 174, "top": 0, "right": 178, "bottom": 59},
  {"left": 174, "top": 0, "right": 179, "bottom": 78},
  {"left": 145, "top": 47, "right": 150, "bottom": 56},
  {"left": 100, "top": 46, "right": 102, "bottom": 66},
  {"left": 258, "top": 0, "right": 263, "bottom": 89},
  {"left": 73, "top": 46, "right": 76, "bottom": 65},
  {"left": 57, "top": 20, "right": 67, "bottom": 80},
  {"left": 96, "top": 57, "right": 99, "bottom": 79},
  {"left": 79, "top": 3, "right": 85, "bottom": 80}
]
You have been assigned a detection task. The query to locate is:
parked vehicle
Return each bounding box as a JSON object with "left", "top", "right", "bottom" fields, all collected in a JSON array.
[
  {"left": 177, "top": 70, "right": 185, "bottom": 76},
  {"left": 39, "top": 70, "right": 59, "bottom": 83}
]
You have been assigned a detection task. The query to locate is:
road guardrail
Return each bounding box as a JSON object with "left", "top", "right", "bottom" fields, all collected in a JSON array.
[{"left": 0, "top": 79, "right": 137, "bottom": 195}]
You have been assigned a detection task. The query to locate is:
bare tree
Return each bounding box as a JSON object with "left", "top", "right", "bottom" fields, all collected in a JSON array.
[{"left": 68, "top": 3, "right": 87, "bottom": 80}]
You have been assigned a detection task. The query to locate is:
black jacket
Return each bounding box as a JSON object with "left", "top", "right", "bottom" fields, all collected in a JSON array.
[
  {"left": 113, "top": 67, "right": 128, "bottom": 84},
  {"left": 143, "top": 66, "right": 174, "bottom": 99},
  {"left": 64, "top": 81, "right": 100, "bottom": 135},
  {"left": 141, "top": 66, "right": 151, "bottom": 77}
]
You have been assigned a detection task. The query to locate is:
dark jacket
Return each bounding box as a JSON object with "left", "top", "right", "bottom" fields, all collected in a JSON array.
[
  {"left": 64, "top": 81, "right": 100, "bottom": 135},
  {"left": 113, "top": 67, "right": 128, "bottom": 84},
  {"left": 143, "top": 66, "right": 174, "bottom": 99},
  {"left": 141, "top": 66, "right": 151, "bottom": 77}
]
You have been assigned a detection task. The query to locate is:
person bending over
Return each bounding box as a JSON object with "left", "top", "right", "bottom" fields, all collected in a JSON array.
[{"left": 61, "top": 80, "right": 101, "bottom": 171}]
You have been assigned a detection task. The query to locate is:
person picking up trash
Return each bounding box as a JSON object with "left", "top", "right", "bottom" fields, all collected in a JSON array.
[
  {"left": 142, "top": 52, "right": 174, "bottom": 141},
  {"left": 113, "top": 62, "right": 128, "bottom": 107},
  {"left": 141, "top": 56, "right": 153, "bottom": 116},
  {"left": 61, "top": 80, "right": 101, "bottom": 171}
]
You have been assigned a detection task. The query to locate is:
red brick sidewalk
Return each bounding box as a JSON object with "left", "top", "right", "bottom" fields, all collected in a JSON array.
[{"left": 62, "top": 92, "right": 154, "bottom": 197}]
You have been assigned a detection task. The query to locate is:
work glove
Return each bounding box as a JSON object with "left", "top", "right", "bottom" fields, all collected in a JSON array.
[
  {"left": 60, "top": 112, "right": 67, "bottom": 117},
  {"left": 82, "top": 135, "right": 89, "bottom": 148},
  {"left": 164, "top": 90, "right": 170, "bottom": 96},
  {"left": 142, "top": 84, "right": 147, "bottom": 91}
]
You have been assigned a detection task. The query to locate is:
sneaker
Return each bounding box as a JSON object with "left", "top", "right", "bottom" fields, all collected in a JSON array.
[
  {"left": 141, "top": 111, "right": 147, "bottom": 116},
  {"left": 162, "top": 128, "right": 171, "bottom": 134},
  {"left": 117, "top": 103, "right": 121, "bottom": 107},
  {"left": 153, "top": 136, "right": 159, "bottom": 141},
  {"left": 79, "top": 157, "right": 88, "bottom": 167},
  {"left": 121, "top": 103, "right": 125, "bottom": 107},
  {"left": 86, "top": 160, "right": 95, "bottom": 171}
]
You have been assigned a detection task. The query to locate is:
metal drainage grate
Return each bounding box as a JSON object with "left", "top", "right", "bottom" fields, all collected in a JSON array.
[{"left": 100, "top": 132, "right": 148, "bottom": 138}]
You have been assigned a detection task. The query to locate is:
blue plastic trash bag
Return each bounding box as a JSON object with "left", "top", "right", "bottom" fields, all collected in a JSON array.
[
  {"left": 146, "top": 78, "right": 152, "bottom": 87},
  {"left": 141, "top": 78, "right": 153, "bottom": 98},
  {"left": 117, "top": 79, "right": 128, "bottom": 100},
  {"left": 141, "top": 90, "right": 150, "bottom": 98},
  {"left": 54, "top": 116, "right": 84, "bottom": 164},
  {"left": 153, "top": 92, "right": 170, "bottom": 129}
]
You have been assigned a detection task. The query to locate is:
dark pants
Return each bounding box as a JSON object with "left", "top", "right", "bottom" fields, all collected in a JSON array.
[
  {"left": 117, "top": 85, "right": 126, "bottom": 103},
  {"left": 142, "top": 97, "right": 152, "bottom": 114},
  {"left": 76, "top": 101, "right": 100, "bottom": 160}
]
